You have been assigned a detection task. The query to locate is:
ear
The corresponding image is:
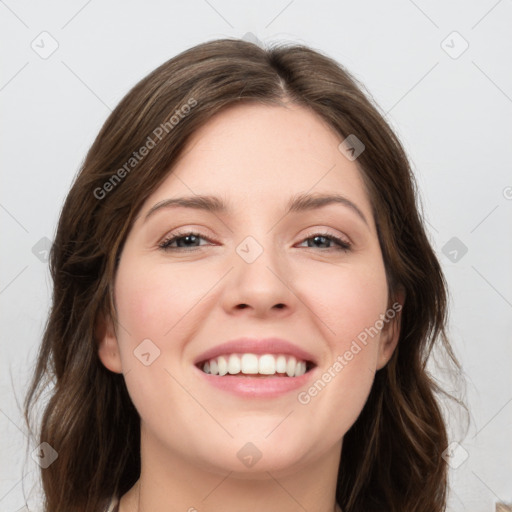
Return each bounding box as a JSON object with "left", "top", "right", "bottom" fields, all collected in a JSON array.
[
  {"left": 96, "top": 310, "right": 123, "bottom": 374},
  {"left": 376, "top": 290, "right": 405, "bottom": 371}
]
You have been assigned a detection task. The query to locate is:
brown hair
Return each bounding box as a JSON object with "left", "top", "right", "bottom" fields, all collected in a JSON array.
[{"left": 24, "top": 37, "right": 468, "bottom": 512}]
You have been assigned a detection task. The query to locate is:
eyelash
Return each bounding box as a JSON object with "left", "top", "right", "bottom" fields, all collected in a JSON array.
[{"left": 158, "top": 231, "right": 351, "bottom": 252}]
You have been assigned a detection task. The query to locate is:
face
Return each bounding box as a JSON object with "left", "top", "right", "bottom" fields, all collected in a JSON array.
[{"left": 98, "top": 102, "right": 400, "bottom": 478}]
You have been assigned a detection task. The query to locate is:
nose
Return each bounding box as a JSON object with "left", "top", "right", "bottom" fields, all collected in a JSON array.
[{"left": 220, "top": 238, "right": 296, "bottom": 318}]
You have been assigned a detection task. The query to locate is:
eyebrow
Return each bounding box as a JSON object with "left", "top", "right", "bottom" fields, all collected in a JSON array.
[{"left": 144, "top": 192, "right": 369, "bottom": 226}]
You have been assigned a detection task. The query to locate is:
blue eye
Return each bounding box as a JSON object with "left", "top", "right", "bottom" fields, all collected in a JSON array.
[
  {"left": 158, "top": 231, "right": 351, "bottom": 252},
  {"left": 158, "top": 232, "right": 211, "bottom": 251},
  {"left": 298, "top": 233, "right": 351, "bottom": 252}
]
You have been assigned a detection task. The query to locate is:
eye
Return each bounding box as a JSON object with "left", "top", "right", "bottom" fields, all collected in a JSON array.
[
  {"left": 158, "top": 231, "right": 213, "bottom": 251},
  {"left": 297, "top": 232, "right": 351, "bottom": 252},
  {"left": 158, "top": 231, "right": 351, "bottom": 252}
]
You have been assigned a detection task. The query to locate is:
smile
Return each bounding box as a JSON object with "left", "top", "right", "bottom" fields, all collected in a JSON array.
[
  {"left": 198, "top": 353, "right": 314, "bottom": 377},
  {"left": 193, "top": 336, "right": 318, "bottom": 397}
]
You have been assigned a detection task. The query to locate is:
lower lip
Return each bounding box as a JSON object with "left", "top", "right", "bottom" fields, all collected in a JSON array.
[{"left": 195, "top": 366, "right": 316, "bottom": 398}]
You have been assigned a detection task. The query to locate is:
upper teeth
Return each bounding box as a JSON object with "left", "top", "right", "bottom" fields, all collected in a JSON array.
[{"left": 201, "top": 353, "right": 308, "bottom": 377}]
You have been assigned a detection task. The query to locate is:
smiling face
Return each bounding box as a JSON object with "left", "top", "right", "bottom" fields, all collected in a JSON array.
[{"left": 98, "top": 102, "right": 401, "bottom": 479}]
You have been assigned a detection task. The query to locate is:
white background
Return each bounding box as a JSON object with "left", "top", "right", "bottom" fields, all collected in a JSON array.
[{"left": 1, "top": 1, "right": 511, "bottom": 511}]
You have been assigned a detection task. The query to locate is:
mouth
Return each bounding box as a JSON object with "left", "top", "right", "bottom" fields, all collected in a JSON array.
[
  {"left": 196, "top": 353, "right": 316, "bottom": 378},
  {"left": 193, "top": 337, "right": 318, "bottom": 397}
]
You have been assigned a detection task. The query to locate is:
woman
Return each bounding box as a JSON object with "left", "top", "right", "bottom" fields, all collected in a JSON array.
[{"left": 24, "top": 37, "right": 467, "bottom": 512}]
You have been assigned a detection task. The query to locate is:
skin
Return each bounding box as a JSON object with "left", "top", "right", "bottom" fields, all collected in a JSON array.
[{"left": 98, "top": 102, "right": 402, "bottom": 512}]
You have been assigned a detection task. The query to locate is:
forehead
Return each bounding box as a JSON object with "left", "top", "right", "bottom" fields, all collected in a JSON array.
[{"left": 143, "top": 102, "right": 372, "bottom": 217}]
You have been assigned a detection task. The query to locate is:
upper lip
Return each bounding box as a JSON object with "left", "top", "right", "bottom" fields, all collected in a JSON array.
[{"left": 194, "top": 337, "right": 317, "bottom": 366}]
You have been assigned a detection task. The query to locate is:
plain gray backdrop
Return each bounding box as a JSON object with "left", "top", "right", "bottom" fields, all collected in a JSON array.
[{"left": 1, "top": 1, "right": 511, "bottom": 511}]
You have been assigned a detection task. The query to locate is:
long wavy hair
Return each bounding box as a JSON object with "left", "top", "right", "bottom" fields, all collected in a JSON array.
[{"left": 23, "top": 37, "right": 467, "bottom": 512}]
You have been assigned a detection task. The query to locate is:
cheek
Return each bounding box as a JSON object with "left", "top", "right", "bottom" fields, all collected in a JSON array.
[
  {"left": 296, "top": 259, "right": 388, "bottom": 413},
  {"left": 112, "top": 259, "right": 206, "bottom": 437},
  {"left": 114, "top": 257, "right": 210, "bottom": 344},
  {"left": 299, "top": 261, "right": 387, "bottom": 427},
  {"left": 300, "top": 259, "right": 389, "bottom": 347}
]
